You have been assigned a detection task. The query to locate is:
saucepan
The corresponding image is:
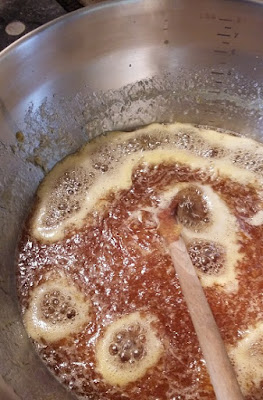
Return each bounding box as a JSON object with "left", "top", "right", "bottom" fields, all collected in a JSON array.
[{"left": 0, "top": 0, "right": 263, "bottom": 398}]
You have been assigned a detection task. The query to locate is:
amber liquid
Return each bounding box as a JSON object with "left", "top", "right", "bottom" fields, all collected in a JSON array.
[{"left": 17, "top": 162, "right": 263, "bottom": 400}]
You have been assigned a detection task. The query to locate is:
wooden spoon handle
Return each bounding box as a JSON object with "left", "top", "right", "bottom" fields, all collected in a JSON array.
[{"left": 169, "top": 237, "right": 243, "bottom": 400}]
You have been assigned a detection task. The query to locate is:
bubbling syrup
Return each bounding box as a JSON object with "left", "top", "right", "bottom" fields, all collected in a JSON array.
[
  {"left": 109, "top": 326, "right": 145, "bottom": 363},
  {"left": 16, "top": 123, "right": 263, "bottom": 399},
  {"left": 174, "top": 186, "right": 211, "bottom": 231},
  {"left": 187, "top": 240, "right": 225, "bottom": 275}
]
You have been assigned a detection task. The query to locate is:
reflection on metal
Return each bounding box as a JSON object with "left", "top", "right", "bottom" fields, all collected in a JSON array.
[{"left": 0, "top": 376, "right": 20, "bottom": 400}]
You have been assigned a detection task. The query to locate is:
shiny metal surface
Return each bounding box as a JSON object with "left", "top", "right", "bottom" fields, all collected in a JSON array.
[{"left": 1, "top": 0, "right": 263, "bottom": 399}]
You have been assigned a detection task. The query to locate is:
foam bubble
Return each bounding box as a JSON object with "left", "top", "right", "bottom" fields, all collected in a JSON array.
[
  {"left": 24, "top": 273, "right": 91, "bottom": 343},
  {"left": 158, "top": 183, "right": 241, "bottom": 291},
  {"left": 187, "top": 239, "right": 225, "bottom": 275},
  {"left": 174, "top": 185, "right": 211, "bottom": 232},
  {"left": 248, "top": 210, "right": 263, "bottom": 226},
  {"left": 95, "top": 311, "right": 164, "bottom": 387},
  {"left": 228, "top": 322, "right": 263, "bottom": 395},
  {"left": 31, "top": 123, "right": 263, "bottom": 243}
]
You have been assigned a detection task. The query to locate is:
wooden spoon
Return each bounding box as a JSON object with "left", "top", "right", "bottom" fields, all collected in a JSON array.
[{"left": 158, "top": 210, "right": 244, "bottom": 400}]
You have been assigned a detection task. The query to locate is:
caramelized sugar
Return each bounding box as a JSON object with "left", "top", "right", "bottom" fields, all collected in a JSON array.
[{"left": 16, "top": 160, "right": 263, "bottom": 400}]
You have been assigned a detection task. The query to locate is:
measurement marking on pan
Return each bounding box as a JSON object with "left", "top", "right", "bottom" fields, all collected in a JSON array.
[
  {"left": 202, "top": 13, "right": 242, "bottom": 124},
  {"left": 214, "top": 49, "right": 228, "bottom": 54},
  {"left": 219, "top": 18, "right": 233, "bottom": 22},
  {"left": 211, "top": 16, "right": 241, "bottom": 88}
]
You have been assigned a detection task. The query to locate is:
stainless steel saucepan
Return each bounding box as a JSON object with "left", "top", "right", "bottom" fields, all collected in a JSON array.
[{"left": 0, "top": 0, "right": 263, "bottom": 398}]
